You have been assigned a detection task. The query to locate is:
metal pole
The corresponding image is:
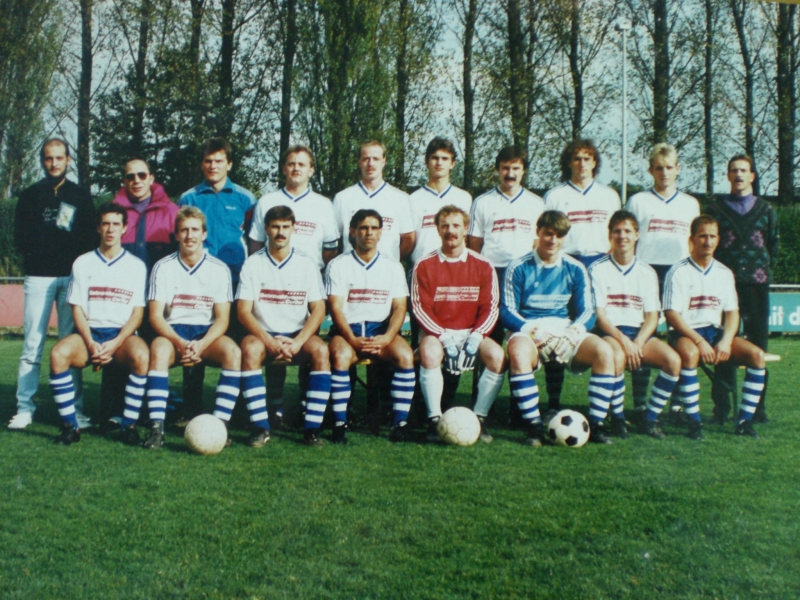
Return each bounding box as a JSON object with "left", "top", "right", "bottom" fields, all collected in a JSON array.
[{"left": 615, "top": 18, "right": 631, "bottom": 203}]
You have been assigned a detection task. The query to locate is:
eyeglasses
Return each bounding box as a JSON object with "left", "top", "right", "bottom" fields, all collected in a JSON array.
[{"left": 124, "top": 172, "right": 150, "bottom": 182}]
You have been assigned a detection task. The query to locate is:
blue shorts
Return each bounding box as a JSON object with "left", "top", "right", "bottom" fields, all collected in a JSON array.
[
  {"left": 668, "top": 325, "right": 723, "bottom": 347},
  {"left": 330, "top": 320, "right": 389, "bottom": 339},
  {"left": 90, "top": 327, "right": 121, "bottom": 344},
  {"left": 173, "top": 324, "right": 211, "bottom": 342},
  {"left": 267, "top": 329, "right": 302, "bottom": 339}
]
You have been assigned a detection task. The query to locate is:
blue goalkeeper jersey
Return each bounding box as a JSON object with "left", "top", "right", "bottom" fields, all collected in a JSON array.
[{"left": 500, "top": 250, "right": 595, "bottom": 333}]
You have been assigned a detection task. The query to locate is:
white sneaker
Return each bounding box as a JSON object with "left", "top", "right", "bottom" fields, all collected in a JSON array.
[
  {"left": 8, "top": 412, "right": 33, "bottom": 430},
  {"left": 76, "top": 413, "right": 92, "bottom": 430}
]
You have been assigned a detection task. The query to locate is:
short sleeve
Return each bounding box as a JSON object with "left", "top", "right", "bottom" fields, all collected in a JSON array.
[
  {"left": 249, "top": 199, "right": 267, "bottom": 242},
  {"left": 722, "top": 271, "right": 739, "bottom": 311},
  {"left": 589, "top": 267, "right": 607, "bottom": 309},
  {"left": 131, "top": 261, "right": 147, "bottom": 307},
  {"left": 236, "top": 257, "right": 256, "bottom": 301},
  {"left": 332, "top": 194, "right": 345, "bottom": 240},
  {"left": 320, "top": 200, "right": 340, "bottom": 246},
  {"left": 325, "top": 259, "right": 345, "bottom": 297},
  {"left": 396, "top": 196, "right": 415, "bottom": 235},
  {"left": 468, "top": 199, "right": 484, "bottom": 237},
  {"left": 642, "top": 268, "right": 661, "bottom": 313},
  {"left": 390, "top": 261, "right": 410, "bottom": 298}
]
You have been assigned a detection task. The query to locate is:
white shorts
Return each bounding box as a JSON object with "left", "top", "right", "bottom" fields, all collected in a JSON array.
[
  {"left": 419, "top": 328, "right": 472, "bottom": 348},
  {"left": 508, "top": 321, "right": 589, "bottom": 372}
]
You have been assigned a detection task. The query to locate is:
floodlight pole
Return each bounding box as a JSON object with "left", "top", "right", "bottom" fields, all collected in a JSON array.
[{"left": 615, "top": 18, "right": 632, "bottom": 203}]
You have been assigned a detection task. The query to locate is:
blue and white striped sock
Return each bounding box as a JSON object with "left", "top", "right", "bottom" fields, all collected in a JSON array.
[
  {"left": 304, "top": 371, "right": 331, "bottom": 430},
  {"left": 646, "top": 371, "right": 679, "bottom": 421},
  {"left": 610, "top": 374, "right": 626, "bottom": 419},
  {"left": 588, "top": 373, "right": 616, "bottom": 424},
  {"left": 122, "top": 373, "right": 147, "bottom": 427},
  {"left": 331, "top": 369, "right": 351, "bottom": 424},
  {"left": 391, "top": 367, "right": 415, "bottom": 426},
  {"left": 212, "top": 370, "right": 241, "bottom": 423},
  {"left": 50, "top": 370, "right": 78, "bottom": 428},
  {"left": 240, "top": 369, "right": 269, "bottom": 429},
  {"left": 509, "top": 372, "right": 541, "bottom": 423},
  {"left": 738, "top": 367, "right": 766, "bottom": 423},
  {"left": 678, "top": 368, "right": 701, "bottom": 422},
  {"left": 146, "top": 370, "right": 169, "bottom": 423}
]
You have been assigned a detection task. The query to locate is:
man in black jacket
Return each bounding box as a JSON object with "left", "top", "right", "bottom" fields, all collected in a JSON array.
[{"left": 9, "top": 138, "right": 96, "bottom": 430}]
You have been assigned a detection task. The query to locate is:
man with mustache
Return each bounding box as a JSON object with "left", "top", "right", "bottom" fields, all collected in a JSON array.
[
  {"left": 9, "top": 138, "right": 95, "bottom": 431},
  {"left": 663, "top": 215, "right": 766, "bottom": 439},
  {"left": 237, "top": 205, "right": 330, "bottom": 447},
  {"left": 706, "top": 155, "right": 778, "bottom": 425}
]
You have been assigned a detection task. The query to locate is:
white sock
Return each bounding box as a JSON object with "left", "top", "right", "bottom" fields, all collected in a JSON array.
[
  {"left": 473, "top": 369, "right": 504, "bottom": 417},
  {"left": 420, "top": 366, "right": 444, "bottom": 418}
]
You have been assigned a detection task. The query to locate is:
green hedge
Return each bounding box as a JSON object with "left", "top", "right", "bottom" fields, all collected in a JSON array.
[
  {"left": 0, "top": 198, "right": 22, "bottom": 277},
  {"left": 773, "top": 205, "right": 800, "bottom": 285}
]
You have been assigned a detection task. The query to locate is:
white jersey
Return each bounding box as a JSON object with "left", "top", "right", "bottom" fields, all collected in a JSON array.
[
  {"left": 325, "top": 251, "right": 408, "bottom": 325},
  {"left": 468, "top": 186, "right": 545, "bottom": 268},
  {"left": 332, "top": 181, "right": 414, "bottom": 261},
  {"left": 149, "top": 252, "right": 233, "bottom": 326},
  {"left": 589, "top": 255, "right": 661, "bottom": 329},
  {"left": 68, "top": 249, "right": 146, "bottom": 329},
  {"left": 544, "top": 180, "right": 621, "bottom": 256},
  {"left": 626, "top": 189, "right": 700, "bottom": 266},
  {"left": 248, "top": 187, "right": 339, "bottom": 270},
  {"left": 663, "top": 257, "right": 738, "bottom": 330},
  {"left": 409, "top": 184, "right": 472, "bottom": 264},
  {"left": 237, "top": 248, "right": 326, "bottom": 334}
]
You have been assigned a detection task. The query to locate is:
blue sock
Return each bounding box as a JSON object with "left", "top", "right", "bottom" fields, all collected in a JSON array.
[
  {"left": 331, "top": 369, "right": 351, "bottom": 424},
  {"left": 588, "top": 373, "right": 615, "bottom": 424},
  {"left": 212, "top": 370, "right": 241, "bottom": 423},
  {"left": 678, "top": 368, "right": 701, "bottom": 422},
  {"left": 391, "top": 368, "right": 415, "bottom": 425},
  {"left": 50, "top": 370, "right": 78, "bottom": 428},
  {"left": 240, "top": 369, "right": 269, "bottom": 430},
  {"left": 146, "top": 370, "right": 169, "bottom": 423},
  {"left": 631, "top": 367, "right": 651, "bottom": 408},
  {"left": 738, "top": 367, "right": 766, "bottom": 423},
  {"left": 646, "top": 371, "right": 679, "bottom": 422},
  {"left": 610, "top": 374, "right": 626, "bottom": 419},
  {"left": 304, "top": 371, "right": 331, "bottom": 430},
  {"left": 509, "top": 372, "right": 541, "bottom": 423},
  {"left": 122, "top": 373, "right": 147, "bottom": 427}
]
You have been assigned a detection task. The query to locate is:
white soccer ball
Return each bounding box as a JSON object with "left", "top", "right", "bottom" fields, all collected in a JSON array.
[
  {"left": 438, "top": 406, "right": 481, "bottom": 447},
  {"left": 184, "top": 414, "right": 228, "bottom": 455},
  {"left": 547, "top": 409, "right": 590, "bottom": 448}
]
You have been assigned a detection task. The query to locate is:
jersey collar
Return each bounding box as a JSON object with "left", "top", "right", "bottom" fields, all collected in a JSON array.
[
  {"left": 568, "top": 180, "right": 594, "bottom": 195},
  {"left": 649, "top": 188, "right": 679, "bottom": 203},
  {"left": 609, "top": 255, "right": 636, "bottom": 275},
  {"left": 422, "top": 184, "right": 452, "bottom": 199},
  {"left": 358, "top": 181, "right": 387, "bottom": 198},
  {"left": 688, "top": 256, "right": 715, "bottom": 275},
  {"left": 533, "top": 248, "right": 563, "bottom": 268},
  {"left": 281, "top": 187, "right": 311, "bottom": 202},
  {"left": 178, "top": 252, "right": 206, "bottom": 274},
  {"left": 496, "top": 186, "right": 524, "bottom": 203},
  {"left": 266, "top": 247, "right": 294, "bottom": 269},
  {"left": 197, "top": 179, "right": 234, "bottom": 195},
  {"left": 436, "top": 247, "right": 469, "bottom": 262},
  {"left": 94, "top": 248, "right": 127, "bottom": 267},
  {"left": 352, "top": 250, "right": 380, "bottom": 270}
]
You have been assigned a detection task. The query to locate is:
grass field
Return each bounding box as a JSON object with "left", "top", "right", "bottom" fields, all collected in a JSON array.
[{"left": 1, "top": 337, "right": 799, "bottom": 599}]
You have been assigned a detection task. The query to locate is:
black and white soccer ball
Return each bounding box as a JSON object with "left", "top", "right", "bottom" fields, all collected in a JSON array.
[
  {"left": 184, "top": 414, "right": 228, "bottom": 455},
  {"left": 547, "top": 409, "right": 590, "bottom": 448},
  {"left": 437, "top": 406, "right": 481, "bottom": 447}
]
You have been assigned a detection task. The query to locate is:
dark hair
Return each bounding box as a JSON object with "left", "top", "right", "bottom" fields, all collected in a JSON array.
[
  {"left": 434, "top": 205, "right": 469, "bottom": 228},
  {"left": 123, "top": 158, "right": 152, "bottom": 175},
  {"left": 495, "top": 146, "right": 528, "bottom": 170},
  {"left": 99, "top": 202, "right": 128, "bottom": 226},
  {"left": 559, "top": 139, "right": 601, "bottom": 181},
  {"left": 608, "top": 210, "right": 639, "bottom": 233},
  {"left": 425, "top": 137, "right": 458, "bottom": 162},
  {"left": 727, "top": 153, "right": 756, "bottom": 176},
  {"left": 265, "top": 205, "right": 296, "bottom": 226},
  {"left": 282, "top": 145, "right": 316, "bottom": 168},
  {"left": 201, "top": 137, "right": 233, "bottom": 162},
  {"left": 349, "top": 208, "right": 383, "bottom": 230},
  {"left": 691, "top": 214, "right": 719, "bottom": 237},
  {"left": 40, "top": 138, "right": 70, "bottom": 166},
  {"left": 536, "top": 210, "right": 571, "bottom": 238}
]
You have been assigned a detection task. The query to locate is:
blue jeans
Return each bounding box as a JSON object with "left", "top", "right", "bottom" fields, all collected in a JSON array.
[{"left": 16, "top": 276, "right": 83, "bottom": 415}]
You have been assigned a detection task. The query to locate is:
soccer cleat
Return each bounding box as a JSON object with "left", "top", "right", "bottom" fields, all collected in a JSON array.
[
  {"left": 686, "top": 420, "right": 703, "bottom": 441},
  {"left": 389, "top": 421, "right": 410, "bottom": 442},
  {"left": 332, "top": 421, "right": 348, "bottom": 445},
  {"left": 633, "top": 406, "right": 648, "bottom": 429},
  {"left": 303, "top": 428, "right": 325, "bottom": 447},
  {"left": 143, "top": 421, "right": 164, "bottom": 449},
  {"left": 120, "top": 425, "right": 141, "bottom": 446},
  {"left": 669, "top": 406, "right": 688, "bottom": 427},
  {"left": 524, "top": 421, "right": 545, "bottom": 447},
  {"left": 477, "top": 416, "right": 493, "bottom": 443},
  {"left": 7, "top": 411, "right": 33, "bottom": 430},
  {"left": 709, "top": 412, "right": 727, "bottom": 426},
  {"left": 589, "top": 421, "right": 613, "bottom": 445},
  {"left": 270, "top": 408, "right": 284, "bottom": 429},
  {"left": 246, "top": 427, "right": 270, "bottom": 448},
  {"left": 644, "top": 421, "right": 666, "bottom": 440},
  {"left": 426, "top": 417, "right": 441, "bottom": 443},
  {"left": 735, "top": 420, "right": 760, "bottom": 438},
  {"left": 76, "top": 412, "right": 92, "bottom": 430},
  {"left": 53, "top": 425, "right": 81, "bottom": 446},
  {"left": 751, "top": 410, "right": 769, "bottom": 424},
  {"left": 611, "top": 418, "right": 628, "bottom": 440}
]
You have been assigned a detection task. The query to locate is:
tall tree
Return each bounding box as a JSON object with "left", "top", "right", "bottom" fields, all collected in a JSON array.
[
  {"left": 278, "top": 0, "right": 297, "bottom": 165},
  {"left": 78, "top": 0, "right": 94, "bottom": 188},
  {"left": 652, "top": 0, "right": 668, "bottom": 144},
  {"left": 776, "top": 3, "right": 797, "bottom": 203},
  {"left": 729, "top": 0, "right": 757, "bottom": 192}
]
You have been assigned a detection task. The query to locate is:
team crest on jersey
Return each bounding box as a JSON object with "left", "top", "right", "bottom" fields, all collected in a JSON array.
[
  {"left": 648, "top": 219, "right": 688, "bottom": 234},
  {"left": 568, "top": 210, "right": 608, "bottom": 224},
  {"left": 259, "top": 289, "right": 306, "bottom": 305},
  {"left": 348, "top": 289, "right": 389, "bottom": 304},
  {"left": 172, "top": 294, "right": 214, "bottom": 311},
  {"left": 421, "top": 215, "right": 436, "bottom": 229},
  {"left": 607, "top": 294, "right": 643, "bottom": 310},
  {"left": 491, "top": 218, "right": 531, "bottom": 233},
  {"left": 689, "top": 295, "right": 721, "bottom": 310},
  {"left": 88, "top": 287, "right": 134, "bottom": 304},
  {"left": 294, "top": 221, "right": 317, "bottom": 236},
  {"left": 433, "top": 286, "right": 480, "bottom": 302}
]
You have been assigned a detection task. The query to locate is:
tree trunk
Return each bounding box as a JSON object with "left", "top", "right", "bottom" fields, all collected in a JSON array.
[
  {"left": 704, "top": 0, "right": 714, "bottom": 194},
  {"left": 730, "top": 0, "right": 757, "bottom": 193},
  {"left": 652, "top": 0, "right": 669, "bottom": 144},
  {"left": 776, "top": 3, "right": 796, "bottom": 204},
  {"left": 279, "top": 0, "right": 297, "bottom": 170},
  {"left": 219, "top": 0, "right": 236, "bottom": 138},
  {"left": 507, "top": 0, "right": 526, "bottom": 150},
  {"left": 568, "top": 0, "right": 582, "bottom": 139},
  {"left": 132, "top": 0, "right": 152, "bottom": 157},
  {"left": 394, "top": 0, "right": 410, "bottom": 187},
  {"left": 462, "top": 0, "right": 477, "bottom": 192},
  {"left": 78, "top": 0, "right": 93, "bottom": 188}
]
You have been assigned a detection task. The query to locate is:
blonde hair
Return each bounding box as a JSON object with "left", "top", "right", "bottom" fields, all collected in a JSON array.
[{"left": 649, "top": 143, "right": 678, "bottom": 168}]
